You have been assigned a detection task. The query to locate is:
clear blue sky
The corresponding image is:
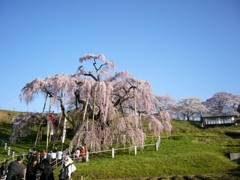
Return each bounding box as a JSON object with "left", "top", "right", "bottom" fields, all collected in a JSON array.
[{"left": 0, "top": 0, "right": 240, "bottom": 112}]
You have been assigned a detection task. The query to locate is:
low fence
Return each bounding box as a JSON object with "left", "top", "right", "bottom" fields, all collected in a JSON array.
[
  {"left": 1, "top": 136, "right": 161, "bottom": 179},
  {"left": 1, "top": 137, "right": 161, "bottom": 163},
  {"left": 0, "top": 143, "right": 27, "bottom": 164},
  {"left": 86, "top": 138, "right": 161, "bottom": 162},
  {"left": 1, "top": 136, "right": 161, "bottom": 163}
]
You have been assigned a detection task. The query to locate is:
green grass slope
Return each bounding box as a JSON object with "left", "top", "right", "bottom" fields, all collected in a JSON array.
[{"left": 0, "top": 110, "right": 240, "bottom": 180}]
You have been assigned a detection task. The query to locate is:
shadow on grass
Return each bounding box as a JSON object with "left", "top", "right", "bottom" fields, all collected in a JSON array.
[
  {"left": 225, "top": 132, "right": 240, "bottom": 139},
  {"left": 188, "top": 120, "right": 202, "bottom": 129},
  {"left": 0, "top": 123, "right": 12, "bottom": 141},
  {"left": 228, "top": 166, "right": 240, "bottom": 180}
]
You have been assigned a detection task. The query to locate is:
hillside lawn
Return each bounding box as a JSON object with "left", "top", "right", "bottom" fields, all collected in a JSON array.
[{"left": 0, "top": 109, "right": 240, "bottom": 180}]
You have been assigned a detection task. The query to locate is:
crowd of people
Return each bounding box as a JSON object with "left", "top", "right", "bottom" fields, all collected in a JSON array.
[{"left": 0, "top": 145, "right": 87, "bottom": 180}]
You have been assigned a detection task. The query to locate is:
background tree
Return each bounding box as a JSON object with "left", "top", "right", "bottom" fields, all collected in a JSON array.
[
  {"left": 228, "top": 94, "right": 240, "bottom": 112},
  {"left": 204, "top": 92, "right": 240, "bottom": 113},
  {"left": 153, "top": 94, "right": 176, "bottom": 119},
  {"left": 153, "top": 94, "right": 175, "bottom": 111},
  {"left": 172, "top": 97, "right": 206, "bottom": 120}
]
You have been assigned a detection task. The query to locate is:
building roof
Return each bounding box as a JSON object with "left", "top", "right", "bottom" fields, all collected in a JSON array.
[{"left": 201, "top": 112, "right": 239, "bottom": 118}]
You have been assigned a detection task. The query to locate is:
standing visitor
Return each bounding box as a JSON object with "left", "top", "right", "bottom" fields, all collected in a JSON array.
[
  {"left": 40, "top": 159, "right": 54, "bottom": 180},
  {"left": 26, "top": 158, "right": 42, "bottom": 180},
  {"left": 57, "top": 150, "right": 63, "bottom": 166},
  {"left": 0, "top": 160, "right": 8, "bottom": 177},
  {"left": 40, "top": 150, "right": 46, "bottom": 164},
  {"left": 32, "top": 149, "right": 38, "bottom": 161},
  {"left": 28, "top": 148, "right": 38, "bottom": 163},
  {"left": 75, "top": 148, "right": 80, "bottom": 162},
  {"left": 50, "top": 150, "right": 56, "bottom": 166},
  {"left": 10, "top": 174, "right": 23, "bottom": 180},
  {"left": 63, "top": 156, "right": 76, "bottom": 180},
  {"left": 27, "top": 149, "right": 33, "bottom": 163},
  {"left": 47, "top": 151, "right": 52, "bottom": 162},
  {"left": 80, "top": 144, "right": 87, "bottom": 162},
  {"left": 6, "top": 155, "right": 24, "bottom": 180}
]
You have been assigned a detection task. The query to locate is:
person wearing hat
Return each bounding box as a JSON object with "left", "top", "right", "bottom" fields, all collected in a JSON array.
[
  {"left": 6, "top": 155, "right": 24, "bottom": 180},
  {"left": 63, "top": 156, "right": 76, "bottom": 180}
]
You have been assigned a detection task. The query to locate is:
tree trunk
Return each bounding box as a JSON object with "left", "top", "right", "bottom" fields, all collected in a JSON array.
[
  {"left": 46, "top": 95, "right": 52, "bottom": 153},
  {"left": 77, "top": 96, "right": 90, "bottom": 147},
  {"left": 52, "top": 112, "right": 63, "bottom": 150},
  {"left": 75, "top": 90, "right": 79, "bottom": 110},
  {"left": 34, "top": 93, "right": 48, "bottom": 147},
  {"left": 57, "top": 97, "right": 68, "bottom": 151},
  {"left": 92, "top": 86, "right": 97, "bottom": 129},
  {"left": 90, "top": 86, "right": 98, "bottom": 148},
  {"left": 134, "top": 88, "right": 136, "bottom": 115},
  {"left": 83, "top": 97, "right": 89, "bottom": 122},
  {"left": 139, "top": 113, "right": 142, "bottom": 130},
  {"left": 237, "top": 104, "right": 240, "bottom": 114}
]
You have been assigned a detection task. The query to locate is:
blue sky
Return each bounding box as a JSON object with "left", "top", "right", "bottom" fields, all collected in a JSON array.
[{"left": 0, "top": 0, "right": 240, "bottom": 112}]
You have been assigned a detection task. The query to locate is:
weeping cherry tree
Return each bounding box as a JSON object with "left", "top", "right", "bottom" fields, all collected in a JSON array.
[{"left": 11, "top": 53, "right": 172, "bottom": 152}]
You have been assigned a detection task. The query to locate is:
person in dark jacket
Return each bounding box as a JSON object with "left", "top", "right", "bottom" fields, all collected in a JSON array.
[
  {"left": 11, "top": 173, "right": 23, "bottom": 180},
  {"left": 26, "top": 158, "right": 42, "bottom": 180},
  {"left": 0, "top": 160, "right": 8, "bottom": 176},
  {"left": 6, "top": 155, "right": 24, "bottom": 180},
  {"left": 40, "top": 159, "right": 54, "bottom": 180}
]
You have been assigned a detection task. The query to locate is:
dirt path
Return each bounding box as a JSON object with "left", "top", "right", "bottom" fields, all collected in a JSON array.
[{"left": 102, "top": 171, "right": 240, "bottom": 180}]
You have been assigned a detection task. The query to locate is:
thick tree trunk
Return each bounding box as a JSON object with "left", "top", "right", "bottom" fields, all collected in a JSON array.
[
  {"left": 75, "top": 90, "right": 79, "bottom": 110},
  {"left": 52, "top": 112, "right": 63, "bottom": 150}
]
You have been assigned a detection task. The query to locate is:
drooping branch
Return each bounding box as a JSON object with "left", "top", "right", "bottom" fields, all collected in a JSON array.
[{"left": 10, "top": 112, "right": 61, "bottom": 144}]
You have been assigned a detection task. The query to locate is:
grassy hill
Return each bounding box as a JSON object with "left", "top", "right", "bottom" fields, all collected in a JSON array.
[{"left": 0, "top": 109, "right": 240, "bottom": 180}]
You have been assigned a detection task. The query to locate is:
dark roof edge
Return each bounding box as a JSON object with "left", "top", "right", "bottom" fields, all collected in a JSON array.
[{"left": 201, "top": 112, "right": 239, "bottom": 118}]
